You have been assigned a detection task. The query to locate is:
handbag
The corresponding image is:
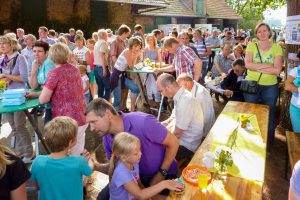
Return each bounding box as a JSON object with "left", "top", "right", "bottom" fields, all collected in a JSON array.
[{"left": 240, "top": 43, "right": 263, "bottom": 94}]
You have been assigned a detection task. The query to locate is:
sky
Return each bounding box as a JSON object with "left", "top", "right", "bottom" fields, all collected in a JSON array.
[{"left": 263, "top": 6, "right": 287, "bottom": 25}]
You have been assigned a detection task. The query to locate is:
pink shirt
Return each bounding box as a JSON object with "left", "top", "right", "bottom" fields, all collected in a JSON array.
[{"left": 44, "top": 63, "right": 86, "bottom": 126}]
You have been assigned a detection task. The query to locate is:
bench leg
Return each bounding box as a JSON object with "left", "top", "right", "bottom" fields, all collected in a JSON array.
[{"left": 285, "top": 143, "right": 289, "bottom": 180}]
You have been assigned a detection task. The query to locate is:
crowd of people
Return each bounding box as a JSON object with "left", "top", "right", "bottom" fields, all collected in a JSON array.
[{"left": 0, "top": 21, "right": 299, "bottom": 200}]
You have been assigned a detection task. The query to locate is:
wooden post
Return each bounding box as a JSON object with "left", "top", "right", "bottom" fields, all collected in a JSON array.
[{"left": 280, "top": 0, "right": 300, "bottom": 129}]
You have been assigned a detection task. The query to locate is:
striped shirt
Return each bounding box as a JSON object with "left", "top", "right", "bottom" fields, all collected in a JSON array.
[
  {"left": 173, "top": 45, "right": 198, "bottom": 79},
  {"left": 193, "top": 39, "right": 210, "bottom": 62}
]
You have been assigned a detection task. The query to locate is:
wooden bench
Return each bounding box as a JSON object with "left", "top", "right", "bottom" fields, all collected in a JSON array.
[{"left": 285, "top": 131, "right": 300, "bottom": 178}]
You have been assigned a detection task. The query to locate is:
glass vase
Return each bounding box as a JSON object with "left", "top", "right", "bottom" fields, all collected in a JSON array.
[{"left": 215, "top": 162, "right": 228, "bottom": 180}]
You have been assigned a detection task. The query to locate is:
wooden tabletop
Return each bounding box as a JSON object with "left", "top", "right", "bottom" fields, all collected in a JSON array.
[{"left": 167, "top": 101, "right": 269, "bottom": 200}]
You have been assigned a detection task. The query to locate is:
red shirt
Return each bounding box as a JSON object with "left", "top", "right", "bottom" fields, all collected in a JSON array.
[
  {"left": 44, "top": 63, "right": 86, "bottom": 126},
  {"left": 90, "top": 51, "right": 94, "bottom": 70}
]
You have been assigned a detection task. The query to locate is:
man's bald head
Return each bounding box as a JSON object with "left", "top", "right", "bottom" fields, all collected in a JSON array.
[{"left": 156, "top": 73, "right": 179, "bottom": 98}]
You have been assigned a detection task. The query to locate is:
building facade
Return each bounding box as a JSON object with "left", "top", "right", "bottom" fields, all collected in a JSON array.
[{"left": 0, "top": 0, "right": 241, "bottom": 36}]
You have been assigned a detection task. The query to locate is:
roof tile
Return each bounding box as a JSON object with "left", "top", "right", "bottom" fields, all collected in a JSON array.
[
  {"left": 139, "top": 0, "right": 198, "bottom": 17},
  {"left": 206, "top": 0, "right": 242, "bottom": 19}
]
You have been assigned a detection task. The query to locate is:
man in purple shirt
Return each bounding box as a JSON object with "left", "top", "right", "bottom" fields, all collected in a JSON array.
[{"left": 85, "top": 98, "right": 179, "bottom": 199}]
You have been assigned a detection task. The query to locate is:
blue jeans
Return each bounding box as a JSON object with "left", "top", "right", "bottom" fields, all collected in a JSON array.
[
  {"left": 44, "top": 108, "right": 52, "bottom": 125},
  {"left": 113, "top": 78, "right": 139, "bottom": 110},
  {"left": 94, "top": 65, "right": 110, "bottom": 101},
  {"left": 201, "top": 61, "right": 208, "bottom": 82},
  {"left": 243, "top": 84, "right": 278, "bottom": 150},
  {"left": 290, "top": 104, "right": 300, "bottom": 132},
  {"left": 84, "top": 93, "right": 90, "bottom": 105}
]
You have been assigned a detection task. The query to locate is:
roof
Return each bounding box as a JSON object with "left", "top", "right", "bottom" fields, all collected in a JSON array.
[
  {"left": 94, "top": 0, "right": 169, "bottom": 7},
  {"left": 206, "top": 0, "right": 242, "bottom": 19},
  {"left": 138, "top": 0, "right": 199, "bottom": 17}
]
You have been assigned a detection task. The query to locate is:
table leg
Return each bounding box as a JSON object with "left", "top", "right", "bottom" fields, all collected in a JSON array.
[
  {"left": 157, "top": 95, "right": 164, "bottom": 121},
  {"left": 24, "top": 110, "right": 50, "bottom": 154},
  {"left": 136, "top": 73, "right": 151, "bottom": 108},
  {"left": 33, "top": 110, "right": 40, "bottom": 156}
]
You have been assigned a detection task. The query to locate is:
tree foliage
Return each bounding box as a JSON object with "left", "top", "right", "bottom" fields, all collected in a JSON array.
[
  {"left": 225, "top": 0, "right": 286, "bottom": 17},
  {"left": 225, "top": 0, "right": 286, "bottom": 33}
]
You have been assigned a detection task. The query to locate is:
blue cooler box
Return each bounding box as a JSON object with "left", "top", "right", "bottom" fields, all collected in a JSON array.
[
  {"left": 3, "top": 89, "right": 26, "bottom": 99},
  {"left": 2, "top": 97, "right": 25, "bottom": 106}
]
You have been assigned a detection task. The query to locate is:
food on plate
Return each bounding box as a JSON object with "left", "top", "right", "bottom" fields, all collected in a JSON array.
[{"left": 182, "top": 165, "right": 212, "bottom": 186}]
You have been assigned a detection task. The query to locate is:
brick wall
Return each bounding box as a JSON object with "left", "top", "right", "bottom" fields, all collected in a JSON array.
[
  {"left": 135, "top": 16, "right": 154, "bottom": 27},
  {"left": 106, "top": 2, "right": 156, "bottom": 31},
  {"left": 107, "top": 2, "right": 134, "bottom": 29},
  {"left": 0, "top": 0, "right": 21, "bottom": 25},
  {"left": 47, "top": 0, "right": 90, "bottom": 24}
]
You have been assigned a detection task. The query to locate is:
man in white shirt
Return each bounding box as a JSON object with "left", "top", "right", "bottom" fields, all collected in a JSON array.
[
  {"left": 177, "top": 73, "right": 215, "bottom": 136},
  {"left": 94, "top": 29, "right": 110, "bottom": 101},
  {"left": 157, "top": 73, "right": 204, "bottom": 159}
]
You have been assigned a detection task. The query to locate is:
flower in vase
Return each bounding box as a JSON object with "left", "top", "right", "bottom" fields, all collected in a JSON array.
[
  {"left": 202, "top": 152, "right": 215, "bottom": 169},
  {"left": 0, "top": 80, "right": 7, "bottom": 90},
  {"left": 143, "top": 58, "right": 152, "bottom": 66},
  {"left": 214, "top": 146, "right": 233, "bottom": 174}
]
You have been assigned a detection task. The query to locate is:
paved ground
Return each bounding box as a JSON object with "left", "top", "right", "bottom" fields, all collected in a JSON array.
[{"left": 0, "top": 96, "right": 290, "bottom": 200}]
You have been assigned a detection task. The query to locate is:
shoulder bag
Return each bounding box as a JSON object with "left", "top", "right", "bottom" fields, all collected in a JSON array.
[{"left": 239, "top": 43, "right": 263, "bottom": 94}]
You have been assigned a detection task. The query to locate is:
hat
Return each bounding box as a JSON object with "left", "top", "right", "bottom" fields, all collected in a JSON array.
[{"left": 106, "top": 29, "right": 113, "bottom": 34}]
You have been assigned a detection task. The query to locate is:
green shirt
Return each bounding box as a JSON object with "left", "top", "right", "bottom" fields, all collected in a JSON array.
[{"left": 245, "top": 42, "right": 283, "bottom": 86}]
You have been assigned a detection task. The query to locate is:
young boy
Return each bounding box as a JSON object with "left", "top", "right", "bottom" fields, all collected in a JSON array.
[{"left": 30, "top": 116, "right": 93, "bottom": 200}]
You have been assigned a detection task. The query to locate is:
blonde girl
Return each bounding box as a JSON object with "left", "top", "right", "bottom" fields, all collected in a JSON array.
[
  {"left": 0, "top": 143, "right": 30, "bottom": 200},
  {"left": 231, "top": 44, "right": 244, "bottom": 60},
  {"left": 108, "top": 132, "right": 183, "bottom": 200},
  {"left": 144, "top": 33, "right": 162, "bottom": 108},
  {"left": 79, "top": 65, "right": 90, "bottom": 104}
]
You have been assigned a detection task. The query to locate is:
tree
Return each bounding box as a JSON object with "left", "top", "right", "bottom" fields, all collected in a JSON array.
[
  {"left": 225, "top": 0, "right": 287, "bottom": 33},
  {"left": 225, "top": 0, "right": 286, "bottom": 17}
]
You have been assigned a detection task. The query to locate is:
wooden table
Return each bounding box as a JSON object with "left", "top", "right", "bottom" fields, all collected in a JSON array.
[{"left": 167, "top": 101, "right": 269, "bottom": 200}]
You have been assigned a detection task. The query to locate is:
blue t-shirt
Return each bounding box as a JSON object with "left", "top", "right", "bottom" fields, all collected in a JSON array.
[
  {"left": 291, "top": 160, "right": 300, "bottom": 197},
  {"left": 30, "top": 155, "right": 92, "bottom": 200},
  {"left": 110, "top": 161, "right": 140, "bottom": 200},
  {"left": 36, "top": 57, "right": 55, "bottom": 85}
]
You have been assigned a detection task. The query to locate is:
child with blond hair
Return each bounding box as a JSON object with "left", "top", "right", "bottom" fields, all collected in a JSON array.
[
  {"left": 79, "top": 65, "right": 90, "bottom": 104},
  {"left": 0, "top": 142, "right": 30, "bottom": 200},
  {"left": 30, "top": 116, "right": 93, "bottom": 200},
  {"left": 109, "top": 132, "right": 183, "bottom": 200}
]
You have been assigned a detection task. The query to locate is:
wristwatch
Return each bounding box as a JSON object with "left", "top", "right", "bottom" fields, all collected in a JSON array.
[{"left": 159, "top": 168, "right": 168, "bottom": 177}]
